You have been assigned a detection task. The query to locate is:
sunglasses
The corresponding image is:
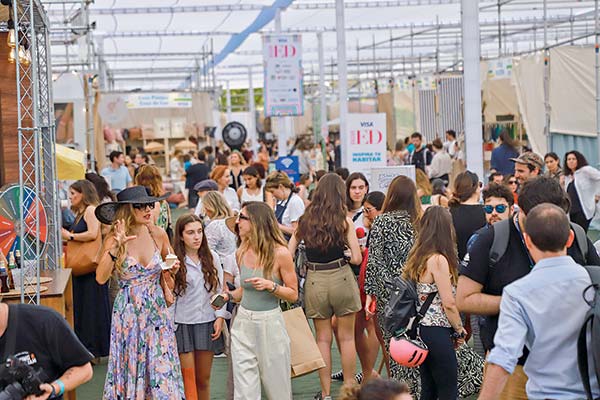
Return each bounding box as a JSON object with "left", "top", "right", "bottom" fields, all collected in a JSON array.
[
  {"left": 483, "top": 204, "right": 508, "bottom": 214},
  {"left": 364, "top": 206, "right": 377, "bottom": 214},
  {"left": 237, "top": 214, "right": 250, "bottom": 221},
  {"left": 508, "top": 180, "right": 517, "bottom": 184},
  {"left": 132, "top": 202, "right": 156, "bottom": 210}
]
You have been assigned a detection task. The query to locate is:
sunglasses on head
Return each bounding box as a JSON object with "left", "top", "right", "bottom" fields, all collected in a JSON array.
[
  {"left": 132, "top": 202, "right": 156, "bottom": 210},
  {"left": 483, "top": 204, "right": 508, "bottom": 214}
]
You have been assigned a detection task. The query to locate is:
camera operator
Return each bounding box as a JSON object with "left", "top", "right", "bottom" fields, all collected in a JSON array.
[{"left": 0, "top": 297, "right": 93, "bottom": 399}]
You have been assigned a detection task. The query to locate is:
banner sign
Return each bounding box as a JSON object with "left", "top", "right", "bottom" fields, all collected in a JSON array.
[
  {"left": 370, "top": 166, "right": 416, "bottom": 193},
  {"left": 347, "top": 113, "right": 387, "bottom": 174},
  {"left": 275, "top": 156, "right": 300, "bottom": 183},
  {"left": 126, "top": 93, "right": 192, "bottom": 109},
  {"left": 263, "top": 34, "right": 304, "bottom": 117},
  {"left": 487, "top": 58, "right": 513, "bottom": 80}
]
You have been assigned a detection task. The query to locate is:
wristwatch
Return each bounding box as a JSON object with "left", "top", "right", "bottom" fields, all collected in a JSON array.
[
  {"left": 269, "top": 281, "right": 279, "bottom": 293},
  {"left": 69, "top": 234, "right": 74, "bottom": 241}
]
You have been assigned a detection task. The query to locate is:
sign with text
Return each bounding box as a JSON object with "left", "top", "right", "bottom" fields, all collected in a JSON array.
[
  {"left": 126, "top": 93, "right": 192, "bottom": 109},
  {"left": 275, "top": 155, "right": 300, "bottom": 183},
  {"left": 370, "top": 166, "right": 416, "bottom": 193},
  {"left": 347, "top": 113, "right": 387, "bottom": 174},
  {"left": 263, "top": 34, "right": 304, "bottom": 117}
]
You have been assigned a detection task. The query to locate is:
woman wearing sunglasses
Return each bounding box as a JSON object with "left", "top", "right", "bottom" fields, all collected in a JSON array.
[
  {"left": 95, "top": 186, "right": 185, "bottom": 399},
  {"left": 221, "top": 202, "right": 298, "bottom": 399}
]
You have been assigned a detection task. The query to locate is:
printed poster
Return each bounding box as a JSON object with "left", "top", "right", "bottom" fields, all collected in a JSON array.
[{"left": 346, "top": 113, "right": 387, "bottom": 175}]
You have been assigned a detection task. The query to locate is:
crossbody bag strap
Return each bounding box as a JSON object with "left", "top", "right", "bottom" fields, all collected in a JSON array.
[
  {"left": 2, "top": 305, "right": 19, "bottom": 362},
  {"left": 408, "top": 292, "right": 437, "bottom": 337},
  {"left": 275, "top": 191, "right": 294, "bottom": 221}
]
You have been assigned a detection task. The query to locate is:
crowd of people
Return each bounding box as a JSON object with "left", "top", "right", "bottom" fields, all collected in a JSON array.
[{"left": 31, "top": 133, "right": 600, "bottom": 400}]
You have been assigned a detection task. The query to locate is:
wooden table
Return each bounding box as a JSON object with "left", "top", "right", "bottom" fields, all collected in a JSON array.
[{"left": 4, "top": 268, "right": 76, "bottom": 400}]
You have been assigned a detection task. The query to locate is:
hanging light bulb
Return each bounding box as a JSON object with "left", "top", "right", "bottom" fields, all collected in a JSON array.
[
  {"left": 8, "top": 47, "right": 17, "bottom": 64},
  {"left": 18, "top": 46, "right": 30, "bottom": 67},
  {"left": 7, "top": 19, "right": 16, "bottom": 48}
]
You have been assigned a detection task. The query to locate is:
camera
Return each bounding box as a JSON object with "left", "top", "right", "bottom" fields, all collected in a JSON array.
[{"left": 0, "top": 352, "right": 45, "bottom": 400}]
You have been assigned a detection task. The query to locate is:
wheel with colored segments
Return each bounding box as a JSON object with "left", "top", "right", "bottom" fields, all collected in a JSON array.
[{"left": 0, "top": 185, "right": 48, "bottom": 259}]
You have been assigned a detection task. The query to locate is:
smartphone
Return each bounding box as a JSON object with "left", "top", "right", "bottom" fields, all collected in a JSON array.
[
  {"left": 211, "top": 294, "right": 227, "bottom": 308},
  {"left": 226, "top": 282, "right": 236, "bottom": 291}
]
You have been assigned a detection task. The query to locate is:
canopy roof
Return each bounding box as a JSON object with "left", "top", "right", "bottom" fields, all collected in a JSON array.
[{"left": 40, "top": 0, "right": 599, "bottom": 91}]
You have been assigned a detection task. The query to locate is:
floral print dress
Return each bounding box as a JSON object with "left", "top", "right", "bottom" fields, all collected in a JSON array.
[{"left": 103, "top": 251, "right": 185, "bottom": 400}]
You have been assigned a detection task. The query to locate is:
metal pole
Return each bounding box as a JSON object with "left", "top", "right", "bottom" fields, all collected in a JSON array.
[
  {"left": 357, "top": 39, "right": 362, "bottom": 112},
  {"left": 319, "top": 32, "right": 328, "bottom": 145},
  {"left": 498, "top": 0, "right": 502, "bottom": 57},
  {"left": 543, "top": 0, "right": 551, "bottom": 153},
  {"left": 461, "top": 0, "right": 484, "bottom": 179},
  {"left": 336, "top": 0, "right": 349, "bottom": 167},
  {"left": 596, "top": 0, "right": 600, "bottom": 164},
  {"left": 226, "top": 80, "right": 232, "bottom": 122},
  {"left": 248, "top": 66, "right": 257, "bottom": 150},
  {"left": 411, "top": 24, "right": 417, "bottom": 132}
]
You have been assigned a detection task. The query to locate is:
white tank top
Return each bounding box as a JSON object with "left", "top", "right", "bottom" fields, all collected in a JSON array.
[{"left": 240, "top": 187, "right": 264, "bottom": 203}]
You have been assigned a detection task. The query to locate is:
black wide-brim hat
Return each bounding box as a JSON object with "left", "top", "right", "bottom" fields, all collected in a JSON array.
[{"left": 95, "top": 186, "right": 170, "bottom": 224}]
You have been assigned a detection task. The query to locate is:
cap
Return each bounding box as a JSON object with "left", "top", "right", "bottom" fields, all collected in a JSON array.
[
  {"left": 510, "top": 152, "right": 544, "bottom": 171},
  {"left": 194, "top": 179, "right": 218, "bottom": 193}
]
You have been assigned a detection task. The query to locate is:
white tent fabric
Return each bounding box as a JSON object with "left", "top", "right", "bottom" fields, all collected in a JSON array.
[
  {"left": 550, "top": 46, "right": 597, "bottom": 137},
  {"left": 512, "top": 53, "right": 546, "bottom": 154}
]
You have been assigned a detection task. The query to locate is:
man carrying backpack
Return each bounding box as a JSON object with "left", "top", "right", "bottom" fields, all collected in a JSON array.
[
  {"left": 457, "top": 177, "right": 600, "bottom": 399},
  {"left": 478, "top": 203, "right": 600, "bottom": 400}
]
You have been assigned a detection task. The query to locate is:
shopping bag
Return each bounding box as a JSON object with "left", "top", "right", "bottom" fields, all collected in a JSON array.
[{"left": 282, "top": 307, "right": 326, "bottom": 378}]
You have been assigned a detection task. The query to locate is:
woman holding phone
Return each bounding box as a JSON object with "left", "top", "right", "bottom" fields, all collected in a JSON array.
[{"left": 173, "top": 214, "right": 227, "bottom": 400}]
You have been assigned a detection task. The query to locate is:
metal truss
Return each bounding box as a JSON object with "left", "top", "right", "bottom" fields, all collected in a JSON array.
[{"left": 13, "top": 0, "right": 60, "bottom": 304}]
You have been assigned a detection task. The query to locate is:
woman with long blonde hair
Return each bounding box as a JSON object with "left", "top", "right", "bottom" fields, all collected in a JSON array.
[
  {"left": 402, "top": 206, "right": 467, "bottom": 400},
  {"left": 220, "top": 202, "right": 298, "bottom": 399},
  {"left": 95, "top": 186, "right": 184, "bottom": 399}
]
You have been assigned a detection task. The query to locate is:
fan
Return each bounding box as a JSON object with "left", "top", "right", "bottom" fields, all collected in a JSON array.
[
  {"left": 0, "top": 185, "right": 48, "bottom": 259},
  {"left": 222, "top": 121, "right": 247, "bottom": 150}
]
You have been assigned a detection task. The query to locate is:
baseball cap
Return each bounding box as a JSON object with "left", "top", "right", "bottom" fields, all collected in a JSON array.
[
  {"left": 194, "top": 179, "right": 218, "bottom": 193},
  {"left": 510, "top": 152, "right": 544, "bottom": 171}
]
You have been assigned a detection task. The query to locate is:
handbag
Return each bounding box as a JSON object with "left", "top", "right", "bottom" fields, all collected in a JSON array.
[
  {"left": 65, "top": 221, "right": 103, "bottom": 276},
  {"left": 282, "top": 307, "right": 326, "bottom": 378}
]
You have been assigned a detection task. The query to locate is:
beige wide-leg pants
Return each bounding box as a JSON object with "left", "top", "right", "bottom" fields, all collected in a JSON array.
[{"left": 230, "top": 306, "right": 292, "bottom": 400}]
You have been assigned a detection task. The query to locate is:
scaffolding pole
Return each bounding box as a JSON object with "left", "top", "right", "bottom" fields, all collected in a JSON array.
[
  {"left": 318, "top": 31, "right": 328, "bottom": 144},
  {"left": 543, "top": 0, "right": 551, "bottom": 153},
  {"left": 596, "top": 0, "right": 600, "bottom": 164},
  {"left": 336, "top": 0, "right": 349, "bottom": 167},
  {"left": 461, "top": 0, "right": 484, "bottom": 179}
]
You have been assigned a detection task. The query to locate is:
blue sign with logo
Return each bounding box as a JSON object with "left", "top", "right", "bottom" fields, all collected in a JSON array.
[{"left": 275, "top": 156, "right": 300, "bottom": 183}]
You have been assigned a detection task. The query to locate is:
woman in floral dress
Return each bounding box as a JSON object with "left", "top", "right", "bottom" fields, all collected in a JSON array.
[{"left": 95, "top": 186, "right": 184, "bottom": 399}]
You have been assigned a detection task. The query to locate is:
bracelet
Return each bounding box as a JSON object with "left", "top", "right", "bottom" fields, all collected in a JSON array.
[
  {"left": 269, "top": 281, "right": 279, "bottom": 293},
  {"left": 54, "top": 379, "right": 65, "bottom": 396},
  {"left": 108, "top": 252, "right": 118, "bottom": 262},
  {"left": 49, "top": 384, "right": 57, "bottom": 398}
]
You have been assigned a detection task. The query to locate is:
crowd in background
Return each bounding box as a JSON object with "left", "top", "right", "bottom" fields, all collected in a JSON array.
[{"left": 54, "top": 129, "right": 600, "bottom": 400}]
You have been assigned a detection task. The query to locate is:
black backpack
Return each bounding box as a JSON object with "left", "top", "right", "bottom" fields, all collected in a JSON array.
[
  {"left": 578, "top": 265, "right": 600, "bottom": 400},
  {"left": 383, "top": 276, "right": 436, "bottom": 337}
]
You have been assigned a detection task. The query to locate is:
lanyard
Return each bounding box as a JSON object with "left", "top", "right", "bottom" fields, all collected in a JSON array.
[{"left": 513, "top": 213, "right": 535, "bottom": 269}]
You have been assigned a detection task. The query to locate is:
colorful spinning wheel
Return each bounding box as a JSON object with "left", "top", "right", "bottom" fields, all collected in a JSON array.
[{"left": 0, "top": 185, "right": 48, "bottom": 259}]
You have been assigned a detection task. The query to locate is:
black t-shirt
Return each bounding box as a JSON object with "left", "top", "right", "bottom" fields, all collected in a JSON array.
[
  {"left": 460, "top": 219, "right": 600, "bottom": 360},
  {"left": 184, "top": 163, "right": 210, "bottom": 190},
  {"left": 0, "top": 304, "right": 93, "bottom": 395},
  {"left": 450, "top": 204, "right": 487, "bottom": 260}
]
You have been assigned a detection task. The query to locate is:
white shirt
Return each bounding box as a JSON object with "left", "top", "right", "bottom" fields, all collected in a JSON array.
[
  {"left": 205, "top": 218, "right": 237, "bottom": 259},
  {"left": 240, "top": 187, "right": 264, "bottom": 203},
  {"left": 222, "top": 187, "right": 241, "bottom": 212},
  {"left": 279, "top": 193, "right": 305, "bottom": 227},
  {"left": 564, "top": 165, "right": 600, "bottom": 220},
  {"left": 170, "top": 158, "right": 184, "bottom": 181},
  {"left": 222, "top": 253, "right": 240, "bottom": 288},
  {"left": 174, "top": 252, "right": 229, "bottom": 324},
  {"left": 428, "top": 150, "right": 453, "bottom": 179}
]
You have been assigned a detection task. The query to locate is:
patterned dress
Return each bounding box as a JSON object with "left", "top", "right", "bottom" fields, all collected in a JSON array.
[
  {"left": 363, "top": 210, "right": 420, "bottom": 393},
  {"left": 103, "top": 251, "right": 185, "bottom": 400}
]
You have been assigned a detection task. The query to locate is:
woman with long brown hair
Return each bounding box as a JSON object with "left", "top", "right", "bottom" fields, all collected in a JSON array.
[
  {"left": 95, "top": 186, "right": 184, "bottom": 399},
  {"left": 402, "top": 206, "right": 467, "bottom": 399},
  {"left": 173, "top": 214, "right": 227, "bottom": 400},
  {"left": 289, "top": 173, "right": 363, "bottom": 400},
  {"left": 220, "top": 202, "right": 298, "bottom": 399},
  {"left": 61, "top": 179, "right": 110, "bottom": 359},
  {"left": 364, "top": 175, "right": 420, "bottom": 391},
  {"left": 448, "top": 171, "right": 485, "bottom": 260}
]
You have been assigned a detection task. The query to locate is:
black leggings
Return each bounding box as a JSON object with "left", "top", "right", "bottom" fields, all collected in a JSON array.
[{"left": 419, "top": 325, "right": 458, "bottom": 400}]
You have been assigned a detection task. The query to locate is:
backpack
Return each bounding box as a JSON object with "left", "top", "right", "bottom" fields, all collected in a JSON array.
[
  {"left": 489, "top": 219, "right": 589, "bottom": 266},
  {"left": 382, "top": 276, "right": 436, "bottom": 337},
  {"left": 578, "top": 265, "right": 600, "bottom": 400}
]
